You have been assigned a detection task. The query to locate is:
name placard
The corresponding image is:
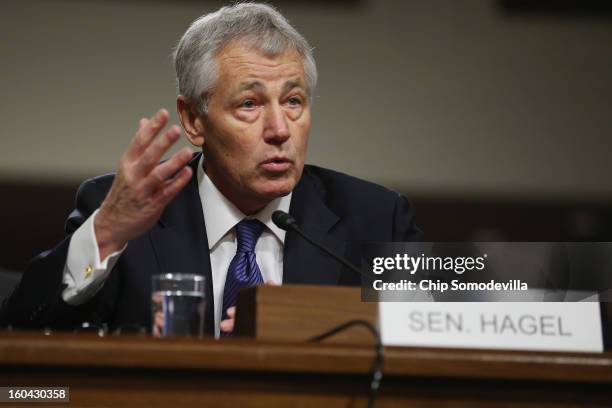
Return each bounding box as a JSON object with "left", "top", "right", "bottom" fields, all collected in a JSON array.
[{"left": 379, "top": 302, "right": 603, "bottom": 352}]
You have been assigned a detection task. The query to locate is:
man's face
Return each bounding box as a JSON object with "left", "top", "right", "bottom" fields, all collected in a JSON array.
[{"left": 197, "top": 42, "right": 311, "bottom": 214}]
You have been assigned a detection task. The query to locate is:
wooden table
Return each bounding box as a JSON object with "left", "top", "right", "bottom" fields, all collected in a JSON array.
[{"left": 1, "top": 331, "right": 611, "bottom": 407}]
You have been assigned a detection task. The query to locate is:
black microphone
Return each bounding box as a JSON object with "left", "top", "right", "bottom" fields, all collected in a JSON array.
[{"left": 272, "top": 210, "right": 374, "bottom": 283}]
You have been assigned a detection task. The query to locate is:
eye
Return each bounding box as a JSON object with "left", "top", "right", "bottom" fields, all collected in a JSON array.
[
  {"left": 287, "top": 96, "right": 302, "bottom": 106},
  {"left": 240, "top": 99, "right": 256, "bottom": 109}
]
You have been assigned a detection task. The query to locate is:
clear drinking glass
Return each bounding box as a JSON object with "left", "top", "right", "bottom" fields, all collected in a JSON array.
[{"left": 151, "top": 274, "right": 206, "bottom": 337}]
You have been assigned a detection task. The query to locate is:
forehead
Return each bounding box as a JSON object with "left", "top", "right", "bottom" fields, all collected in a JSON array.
[{"left": 215, "top": 41, "right": 306, "bottom": 90}]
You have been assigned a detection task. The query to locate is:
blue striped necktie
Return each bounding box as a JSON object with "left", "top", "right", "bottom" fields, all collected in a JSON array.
[{"left": 222, "top": 219, "right": 265, "bottom": 319}]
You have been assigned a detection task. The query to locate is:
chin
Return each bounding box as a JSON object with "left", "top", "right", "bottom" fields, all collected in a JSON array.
[{"left": 257, "top": 181, "right": 295, "bottom": 199}]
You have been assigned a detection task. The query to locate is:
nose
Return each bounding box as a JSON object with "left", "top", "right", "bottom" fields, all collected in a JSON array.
[{"left": 262, "top": 103, "right": 290, "bottom": 144}]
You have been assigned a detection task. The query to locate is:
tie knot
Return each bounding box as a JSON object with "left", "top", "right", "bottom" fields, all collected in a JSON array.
[{"left": 235, "top": 219, "right": 265, "bottom": 252}]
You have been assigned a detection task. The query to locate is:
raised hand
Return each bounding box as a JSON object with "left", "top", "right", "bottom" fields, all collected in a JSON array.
[{"left": 94, "top": 109, "right": 194, "bottom": 259}]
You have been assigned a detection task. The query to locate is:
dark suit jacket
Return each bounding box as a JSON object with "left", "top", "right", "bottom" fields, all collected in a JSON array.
[{"left": 1, "top": 153, "right": 421, "bottom": 334}]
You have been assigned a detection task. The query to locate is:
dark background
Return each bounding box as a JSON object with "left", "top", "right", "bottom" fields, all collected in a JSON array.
[{"left": 1, "top": 0, "right": 612, "bottom": 273}]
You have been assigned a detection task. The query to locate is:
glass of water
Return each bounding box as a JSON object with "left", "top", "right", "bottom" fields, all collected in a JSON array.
[{"left": 151, "top": 274, "right": 206, "bottom": 337}]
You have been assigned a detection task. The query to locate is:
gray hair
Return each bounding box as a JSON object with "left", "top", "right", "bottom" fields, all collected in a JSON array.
[{"left": 173, "top": 2, "right": 317, "bottom": 114}]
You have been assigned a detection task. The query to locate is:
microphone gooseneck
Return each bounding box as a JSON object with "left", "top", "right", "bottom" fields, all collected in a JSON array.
[
  {"left": 271, "top": 210, "right": 373, "bottom": 283},
  {"left": 273, "top": 211, "right": 382, "bottom": 408}
]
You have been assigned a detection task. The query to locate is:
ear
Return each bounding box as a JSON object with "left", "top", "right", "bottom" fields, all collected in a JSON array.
[{"left": 177, "top": 95, "right": 205, "bottom": 148}]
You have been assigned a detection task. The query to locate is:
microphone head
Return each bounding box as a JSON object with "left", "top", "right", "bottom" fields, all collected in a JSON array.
[{"left": 272, "top": 210, "right": 297, "bottom": 231}]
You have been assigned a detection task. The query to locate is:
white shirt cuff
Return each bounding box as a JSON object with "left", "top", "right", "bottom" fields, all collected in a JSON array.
[{"left": 62, "top": 209, "right": 126, "bottom": 305}]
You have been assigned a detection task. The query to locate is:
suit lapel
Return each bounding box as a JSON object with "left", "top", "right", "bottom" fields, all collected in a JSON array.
[
  {"left": 283, "top": 169, "right": 345, "bottom": 285},
  {"left": 148, "top": 153, "right": 215, "bottom": 334}
]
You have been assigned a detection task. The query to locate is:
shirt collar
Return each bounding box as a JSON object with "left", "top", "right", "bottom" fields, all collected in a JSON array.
[{"left": 197, "top": 154, "right": 292, "bottom": 250}]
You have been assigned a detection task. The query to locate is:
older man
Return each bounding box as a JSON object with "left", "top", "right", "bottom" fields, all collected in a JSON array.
[{"left": 2, "top": 3, "right": 420, "bottom": 336}]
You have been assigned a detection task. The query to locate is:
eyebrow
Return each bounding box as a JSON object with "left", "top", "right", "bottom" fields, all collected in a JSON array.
[
  {"left": 236, "top": 81, "right": 265, "bottom": 93},
  {"left": 234, "top": 79, "right": 306, "bottom": 95},
  {"left": 282, "top": 79, "right": 305, "bottom": 94}
]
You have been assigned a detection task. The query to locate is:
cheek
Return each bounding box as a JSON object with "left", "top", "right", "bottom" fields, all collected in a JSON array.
[
  {"left": 206, "top": 135, "right": 245, "bottom": 178},
  {"left": 216, "top": 123, "right": 256, "bottom": 160},
  {"left": 293, "top": 126, "right": 311, "bottom": 161},
  {"left": 234, "top": 137, "right": 264, "bottom": 177}
]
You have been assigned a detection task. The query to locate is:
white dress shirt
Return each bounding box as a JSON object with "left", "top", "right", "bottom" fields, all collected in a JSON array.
[
  {"left": 197, "top": 156, "right": 290, "bottom": 336},
  {"left": 62, "top": 155, "right": 291, "bottom": 336}
]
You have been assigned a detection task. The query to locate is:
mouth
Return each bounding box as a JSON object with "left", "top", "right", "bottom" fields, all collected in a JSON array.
[{"left": 260, "top": 157, "right": 293, "bottom": 173}]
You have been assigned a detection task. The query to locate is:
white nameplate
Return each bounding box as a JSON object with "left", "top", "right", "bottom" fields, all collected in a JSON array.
[{"left": 379, "top": 302, "right": 603, "bottom": 353}]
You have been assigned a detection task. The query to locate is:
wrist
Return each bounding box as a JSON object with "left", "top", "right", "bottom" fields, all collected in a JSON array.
[{"left": 94, "top": 208, "right": 127, "bottom": 260}]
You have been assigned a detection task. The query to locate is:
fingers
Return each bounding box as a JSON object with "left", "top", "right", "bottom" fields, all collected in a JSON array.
[
  {"left": 220, "top": 306, "right": 237, "bottom": 334},
  {"left": 138, "top": 118, "right": 149, "bottom": 131},
  {"left": 159, "top": 165, "right": 192, "bottom": 201},
  {"left": 146, "top": 164, "right": 192, "bottom": 209},
  {"left": 220, "top": 318, "right": 235, "bottom": 334},
  {"left": 139, "top": 109, "right": 169, "bottom": 150},
  {"left": 125, "top": 109, "right": 169, "bottom": 160},
  {"left": 134, "top": 125, "right": 183, "bottom": 178},
  {"left": 153, "top": 311, "right": 164, "bottom": 337},
  {"left": 126, "top": 109, "right": 189, "bottom": 184},
  {"left": 98, "top": 110, "right": 192, "bottom": 252},
  {"left": 141, "top": 147, "right": 193, "bottom": 193}
]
